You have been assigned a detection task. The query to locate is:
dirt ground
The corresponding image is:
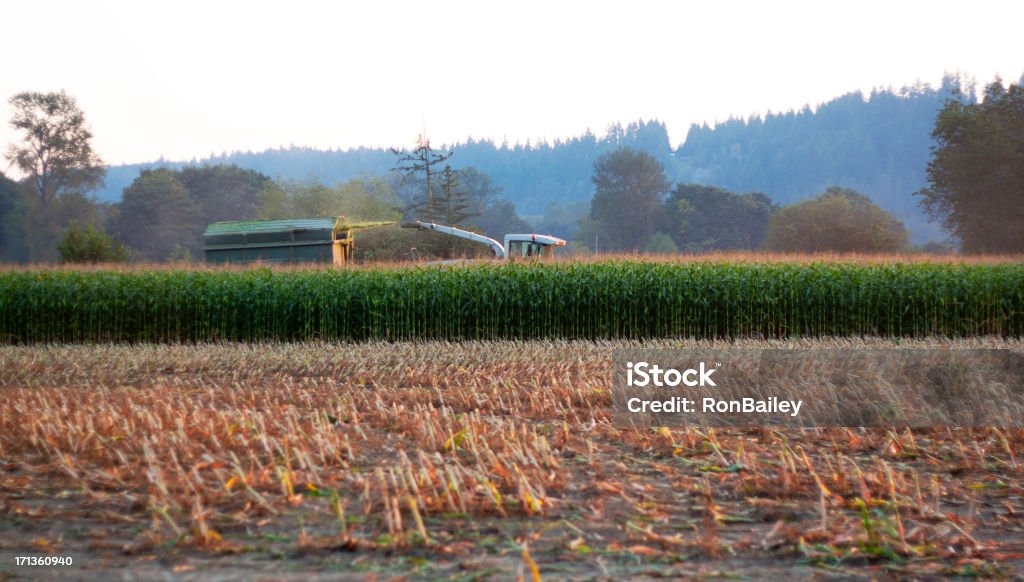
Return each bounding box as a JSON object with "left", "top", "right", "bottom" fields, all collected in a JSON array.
[{"left": 2, "top": 338, "right": 1024, "bottom": 580}]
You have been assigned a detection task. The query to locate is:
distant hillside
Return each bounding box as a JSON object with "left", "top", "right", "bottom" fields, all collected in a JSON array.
[
  {"left": 674, "top": 78, "right": 976, "bottom": 241},
  {"left": 97, "top": 76, "right": 977, "bottom": 243},
  {"left": 98, "top": 120, "right": 672, "bottom": 215}
]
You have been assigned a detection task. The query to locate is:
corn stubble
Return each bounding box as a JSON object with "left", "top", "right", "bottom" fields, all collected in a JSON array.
[
  {"left": 1, "top": 339, "right": 1023, "bottom": 578},
  {"left": 1, "top": 260, "right": 1022, "bottom": 343}
]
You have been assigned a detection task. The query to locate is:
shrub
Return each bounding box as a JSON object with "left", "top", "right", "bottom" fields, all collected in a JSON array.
[
  {"left": 56, "top": 221, "right": 127, "bottom": 264},
  {"left": 765, "top": 187, "right": 908, "bottom": 253}
]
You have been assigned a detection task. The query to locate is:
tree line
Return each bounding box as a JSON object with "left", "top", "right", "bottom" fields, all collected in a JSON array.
[
  {"left": 2, "top": 76, "right": 1022, "bottom": 263},
  {"left": 0, "top": 93, "right": 535, "bottom": 262},
  {"left": 572, "top": 149, "right": 911, "bottom": 255},
  {"left": 95, "top": 73, "right": 1008, "bottom": 244}
]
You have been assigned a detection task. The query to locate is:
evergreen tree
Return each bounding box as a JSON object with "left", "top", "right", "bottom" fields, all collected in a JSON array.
[
  {"left": 391, "top": 134, "right": 453, "bottom": 221},
  {"left": 426, "top": 165, "right": 477, "bottom": 226}
]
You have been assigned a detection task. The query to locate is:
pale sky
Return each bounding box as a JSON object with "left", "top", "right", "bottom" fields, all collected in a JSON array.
[{"left": 2, "top": 0, "right": 1022, "bottom": 170}]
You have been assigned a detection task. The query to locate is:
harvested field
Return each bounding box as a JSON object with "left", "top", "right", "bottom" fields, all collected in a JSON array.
[{"left": 2, "top": 338, "right": 1024, "bottom": 579}]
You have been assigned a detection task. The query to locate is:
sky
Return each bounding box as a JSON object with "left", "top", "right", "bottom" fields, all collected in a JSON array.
[{"left": 1, "top": 0, "right": 1023, "bottom": 170}]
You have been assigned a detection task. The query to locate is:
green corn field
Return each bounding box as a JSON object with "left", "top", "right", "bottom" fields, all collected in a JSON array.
[{"left": 1, "top": 261, "right": 1022, "bottom": 343}]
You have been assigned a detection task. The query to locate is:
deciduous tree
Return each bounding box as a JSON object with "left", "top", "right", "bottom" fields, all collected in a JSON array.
[
  {"left": 5, "top": 91, "right": 107, "bottom": 261},
  {"left": 916, "top": 79, "right": 1024, "bottom": 253},
  {"left": 589, "top": 148, "right": 670, "bottom": 251},
  {"left": 176, "top": 164, "right": 277, "bottom": 225},
  {"left": 662, "top": 184, "right": 776, "bottom": 251},
  {"left": 6, "top": 91, "right": 104, "bottom": 208},
  {"left": 765, "top": 187, "right": 907, "bottom": 253},
  {"left": 113, "top": 169, "right": 197, "bottom": 260}
]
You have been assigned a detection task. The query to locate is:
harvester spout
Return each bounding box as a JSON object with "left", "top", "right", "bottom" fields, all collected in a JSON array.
[{"left": 402, "top": 220, "right": 507, "bottom": 258}]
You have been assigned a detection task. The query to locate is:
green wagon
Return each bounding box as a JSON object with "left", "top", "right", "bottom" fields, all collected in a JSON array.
[{"left": 203, "top": 217, "right": 394, "bottom": 265}]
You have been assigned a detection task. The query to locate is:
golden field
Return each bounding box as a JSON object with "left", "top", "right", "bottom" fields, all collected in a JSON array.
[{"left": 2, "top": 338, "right": 1023, "bottom": 579}]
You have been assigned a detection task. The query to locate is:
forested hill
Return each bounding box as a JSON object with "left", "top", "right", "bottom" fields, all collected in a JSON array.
[
  {"left": 97, "top": 76, "right": 976, "bottom": 242},
  {"left": 675, "top": 78, "right": 973, "bottom": 240}
]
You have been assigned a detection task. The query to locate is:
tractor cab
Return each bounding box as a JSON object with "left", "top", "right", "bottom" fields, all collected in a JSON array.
[{"left": 504, "top": 234, "right": 566, "bottom": 259}]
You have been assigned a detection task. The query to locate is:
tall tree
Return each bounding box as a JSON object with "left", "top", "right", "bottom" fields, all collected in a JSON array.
[
  {"left": 6, "top": 91, "right": 105, "bottom": 208},
  {"left": 5, "top": 91, "right": 107, "bottom": 261},
  {"left": 106, "top": 164, "right": 281, "bottom": 259},
  {"left": 113, "top": 169, "right": 197, "bottom": 260},
  {"left": 916, "top": 79, "right": 1024, "bottom": 253},
  {"left": 390, "top": 134, "right": 452, "bottom": 220},
  {"left": 588, "top": 148, "right": 670, "bottom": 251}
]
